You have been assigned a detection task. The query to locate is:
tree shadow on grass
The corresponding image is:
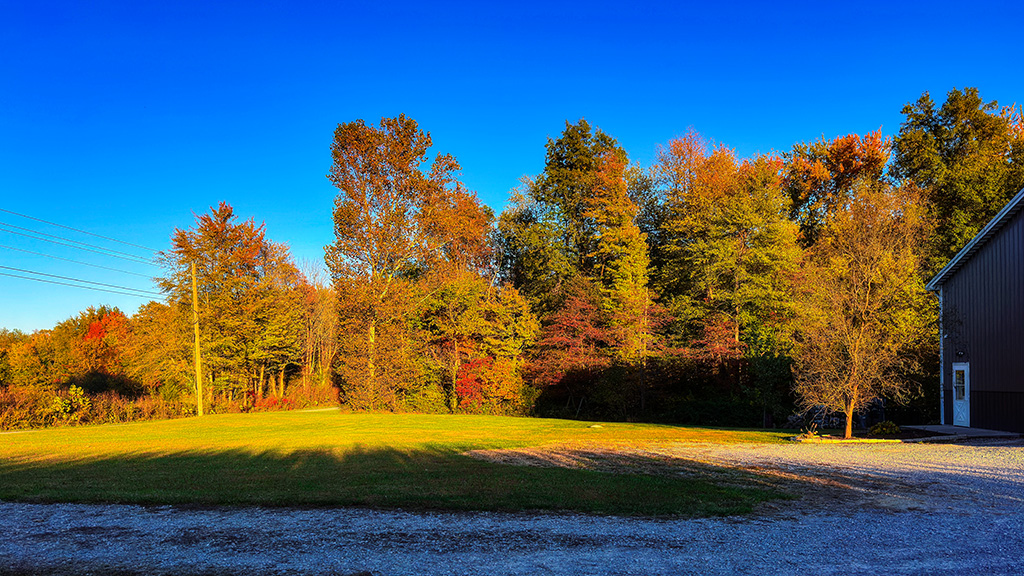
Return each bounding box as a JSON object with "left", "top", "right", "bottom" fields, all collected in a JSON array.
[{"left": 0, "top": 443, "right": 799, "bottom": 517}]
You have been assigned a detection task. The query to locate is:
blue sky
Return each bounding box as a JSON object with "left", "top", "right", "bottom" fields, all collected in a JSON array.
[{"left": 2, "top": 0, "right": 1023, "bottom": 332}]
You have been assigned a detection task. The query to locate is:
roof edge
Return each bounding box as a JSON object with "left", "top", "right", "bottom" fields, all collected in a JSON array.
[{"left": 927, "top": 187, "right": 1024, "bottom": 291}]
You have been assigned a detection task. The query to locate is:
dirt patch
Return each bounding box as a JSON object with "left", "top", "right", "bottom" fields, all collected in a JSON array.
[
  {"left": 464, "top": 441, "right": 1015, "bottom": 516},
  {"left": 465, "top": 445, "right": 716, "bottom": 477}
]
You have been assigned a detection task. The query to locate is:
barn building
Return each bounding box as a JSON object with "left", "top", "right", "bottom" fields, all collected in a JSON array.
[{"left": 926, "top": 188, "right": 1024, "bottom": 433}]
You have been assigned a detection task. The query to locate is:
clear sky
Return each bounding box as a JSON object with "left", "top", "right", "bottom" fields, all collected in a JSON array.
[{"left": 2, "top": 0, "right": 1023, "bottom": 332}]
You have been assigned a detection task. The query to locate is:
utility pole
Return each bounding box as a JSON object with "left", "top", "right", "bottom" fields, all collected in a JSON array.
[{"left": 192, "top": 262, "right": 203, "bottom": 417}]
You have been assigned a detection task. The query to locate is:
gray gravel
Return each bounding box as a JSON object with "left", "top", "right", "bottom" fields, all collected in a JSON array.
[{"left": 2, "top": 439, "right": 1023, "bottom": 575}]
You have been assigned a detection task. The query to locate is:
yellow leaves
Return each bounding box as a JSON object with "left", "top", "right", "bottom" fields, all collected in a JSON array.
[{"left": 794, "top": 180, "right": 930, "bottom": 422}]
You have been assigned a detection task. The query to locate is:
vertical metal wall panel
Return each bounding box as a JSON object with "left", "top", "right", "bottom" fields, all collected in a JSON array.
[{"left": 942, "top": 209, "right": 1024, "bottom": 431}]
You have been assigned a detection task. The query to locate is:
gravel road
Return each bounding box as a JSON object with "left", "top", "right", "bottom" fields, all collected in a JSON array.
[{"left": 2, "top": 439, "right": 1023, "bottom": 576}]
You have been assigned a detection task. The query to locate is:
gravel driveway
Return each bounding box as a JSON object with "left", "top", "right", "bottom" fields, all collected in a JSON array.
[{"left": 2, "top": 439, "right": 1022, "bottom": 576}]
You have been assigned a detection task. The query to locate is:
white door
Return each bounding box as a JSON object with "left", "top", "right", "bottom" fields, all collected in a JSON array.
[{"left": 952, "top": 362, "right": 970, "bottom": 427}]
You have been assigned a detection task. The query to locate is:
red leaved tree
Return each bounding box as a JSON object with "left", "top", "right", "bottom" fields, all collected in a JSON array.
[{"left": 528, "top": 279, "right": 613, "bottom": 416}]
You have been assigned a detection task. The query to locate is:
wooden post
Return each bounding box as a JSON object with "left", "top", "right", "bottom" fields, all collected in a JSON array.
[{"left": 192, "top": 262, "right": 203, "bottom": 417}]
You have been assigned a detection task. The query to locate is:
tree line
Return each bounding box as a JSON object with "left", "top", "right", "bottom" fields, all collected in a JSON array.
[{"left": 1, "top": 87, "right": 1021, "bottom": 434}]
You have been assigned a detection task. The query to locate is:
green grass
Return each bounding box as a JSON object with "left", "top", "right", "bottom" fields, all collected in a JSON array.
[{"left": 0, "top": 411, "right": 792, "bottom": 516}]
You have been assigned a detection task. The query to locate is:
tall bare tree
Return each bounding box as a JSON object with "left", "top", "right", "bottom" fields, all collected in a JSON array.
[{"left": 793, "top": 180, "right": 931, "bottom": 438}]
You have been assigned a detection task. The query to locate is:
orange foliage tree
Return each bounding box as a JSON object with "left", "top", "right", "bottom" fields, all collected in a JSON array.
[
  {"left": 161, "top": 203, "right": 304, "bottom": 405},
  {"left": 326, "top": 115, "right": 497, "bottom": 410},
  {"left": 656, "top": 130, "right": 800, "bottom": 354},
  {"left": 785, "top": 130, "right": 889, "bottom": 245}
]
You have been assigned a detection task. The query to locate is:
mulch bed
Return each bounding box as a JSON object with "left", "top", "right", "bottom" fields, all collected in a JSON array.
[
  {"left": 863, "top": 428, "right": 950, "bottom": 440},
  {"left": 790, "top": 427, "right": 952, "bottom": 442}
]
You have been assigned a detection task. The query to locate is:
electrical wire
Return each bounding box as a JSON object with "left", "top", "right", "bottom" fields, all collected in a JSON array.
[
  {"left": 0, "top": 271, "right": 159, "bottom": 299},
  {"left": 0, "top": 207, "right": 159, "bottom": 252},
  {"left": 0, "top": 243, "right": 154, "bottom": 278},
  {"left": 0, "top": 225, "right": 157, "bottom": 266},
  {"left": 0, "top": 265, "right": 163, "bottom": 297},
  {"left": 0, "top": 220, "right": 154, "bottom": 263}
]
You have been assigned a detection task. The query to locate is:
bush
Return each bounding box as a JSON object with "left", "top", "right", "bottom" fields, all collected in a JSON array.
[
  {"left": 869, "top": 420, "right": 901, "bottom": 436},
  {"left": 251, "top": 394, "right": 295, "bottom": 412},
  {"left": 50, "top": 385, "right": 91, "bottom": 424},
  {"left": 0, "top": 386, "right": 51, "bottom": 430},
  {"left": 89, "top": 392, "right": 181, "bottom": 424},
  {"left": 402, "top": 383, "right": 449, "bottom": 414},
  {"left": 286, "top": 382, "right": 338, "bottom": 409},
  {"left": 0, "top": 385, "right": 187, "bottom": 430}
]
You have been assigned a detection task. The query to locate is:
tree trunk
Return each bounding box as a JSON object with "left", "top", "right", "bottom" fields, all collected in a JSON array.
[
  {"left": 258, "top": 364, "right": 266, "bottom": 399},
  {"left": 450, "top": 352, "right": 460, "bottom": 413},
  {"left": 367, "top": 318, "right": 377, "bottom": 395},
  {"left": 734, "top": 275, "right": 741, "bottom": 343},
  {"left": 302, "top": 347, "right": 310, "bottom": 394},
  {"left": 304, "top": 321, "right": 314, "bottom": 394},
  {"left": 320, "top": 337, "right": 336, "bottom": 391},
  {"left": 844, "top": 388, "right": 857, "bottom": 439}
]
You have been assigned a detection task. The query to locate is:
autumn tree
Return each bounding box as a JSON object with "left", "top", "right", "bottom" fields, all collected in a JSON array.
[
  {"left": 785, "top": 130, "right": 890, "bottom": 246},
  {"left": 161, "top": 202, "right": 304, "bottom": 404},
  {"left": 420, "top": 275, "right": 539, "bottom": 413},
  {"left": 325, "top": 115, "right": 493, "bottom": 410},
  {"left": 297, "top": 264, "right": 338, "bottom": 400},
  {"left": 0, "top": 329, "right": 26, "bottom": 387},
  {"left": 65, "top": 307, "right": 133, "bottom": 394},
  {"left": 498, "top": 119, "right": 626, "bottom": 306},
  {"left": 528, "top": 278, "right": 613, "bottom": 417},
  {"left": 419, "top": 271, "right": 492, "bottom": 410},
  {"left": 656, "top": 131, "right": 801, "bottom": 353},
  {"left": 793, "top": 179, "right": 931, "bottom": 438},
  {"left": 473, "top": 284, "right": 541, "bottom": 413},
  {"left": 15, "top": 307, "right": 134, "bottom": 395},
  {"left": 0, "top": 307, "right": 139, "bottom": 397},
  {"left": 124, "top": 301, "right": 192, "bottom": 396},
  {"left": 892, "top": 87, "right": 1024, "bottom": 271},
  {"left": 586, "top": 151, "right": 666, "bottom": 410},
  {"left": 587, "top": 151, "right": 648, "bottom": 348},
  {"left": 5, "top": 331, "right": 55, "bottom": 389},
  {"left": 499, "top": 121, "right": 656, "bottom": 348},
  {"left": 499, "top": 119, "right": 666, "bottom": 417}
]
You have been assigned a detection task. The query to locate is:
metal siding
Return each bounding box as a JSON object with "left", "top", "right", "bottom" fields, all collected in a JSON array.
[
  {"left": 942, "top": 209, "right": 1024, "bottom": 431},
  {"left": 971, "top": 392, "right": 1024, "bottom": 433}
]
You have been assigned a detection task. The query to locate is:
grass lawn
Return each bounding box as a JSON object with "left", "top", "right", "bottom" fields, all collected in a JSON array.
[{"left": 0, "top": 410, "right": 792, "bottom": 516}]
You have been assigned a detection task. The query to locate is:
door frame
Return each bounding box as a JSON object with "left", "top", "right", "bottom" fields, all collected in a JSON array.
[{"left": 952, "top": 362, "right": 970, "bottom": 427}]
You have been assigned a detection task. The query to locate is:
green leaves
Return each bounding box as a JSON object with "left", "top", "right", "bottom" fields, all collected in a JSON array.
[
  {"left": 655, "top": 136, "right": 799, "bottom": 354},
  {"left": 161, "top": 203, "right": 304, "bottom": 399},
  {"left": 893, "top": 87, "right": 1024, "bottom": 272}
]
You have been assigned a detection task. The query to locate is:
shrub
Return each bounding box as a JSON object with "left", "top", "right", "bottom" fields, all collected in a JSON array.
[
  {"left": 50, "top": 385, "right": 91, "bottom": 424},
  {"left": 1, "top": 385, "right": 188, "bottom": 430},
  {"left": 252, "top": 394, "right": 295, "bottom": 412},
  {"left": 0, "top": 386, "right": 51, "bottom": 430},
  {"left": 402, "top": 383, "right": 449, "bottom": 414},
  {"left": 869, "top": 420, "right": 901, "bottom": 436},
  {"left": 456, "top": 357, "right": 534, "bottom": 416}
]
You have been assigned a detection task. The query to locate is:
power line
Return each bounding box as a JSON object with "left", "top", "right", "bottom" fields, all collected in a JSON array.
[
  {"left": 0, "top": 207, "right": 160, "bottom": 252},
  {"left": 0, "top": 265, "right": 164, "bottom": 297},
  {"left": 0, "top": 225, "right": 158, "bottom": 266},
  {"left": 0, "top": 271, "right": 160, "bottom": 299},
  {"left": 0, "top": 244, "right": 154, "bottom": 278},
  {"left": 0, "top": 220, "right": 154, "bottom": 263}
]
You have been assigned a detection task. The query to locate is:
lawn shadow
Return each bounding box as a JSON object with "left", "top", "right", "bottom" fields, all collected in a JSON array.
[{"left": 0, "top": 443, "right": 804, "bottom": 517}]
